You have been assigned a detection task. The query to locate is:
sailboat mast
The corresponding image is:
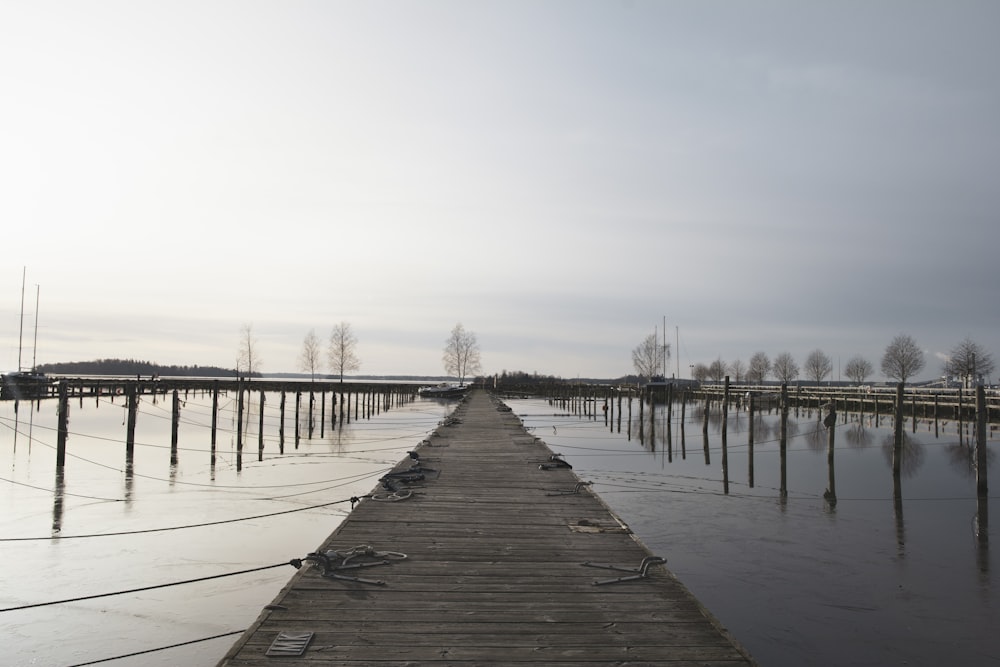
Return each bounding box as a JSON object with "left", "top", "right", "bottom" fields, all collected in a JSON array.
[
  {"left": 31, "top": 284, "right": 40, "bottom": 372},
  {"left": 17, "top": 267, "right": 26, "bottom": 373}
]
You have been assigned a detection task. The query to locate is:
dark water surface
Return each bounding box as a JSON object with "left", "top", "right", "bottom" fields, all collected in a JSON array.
[{"left": 512, "top": 398, "right": 998, "bottom": 667}]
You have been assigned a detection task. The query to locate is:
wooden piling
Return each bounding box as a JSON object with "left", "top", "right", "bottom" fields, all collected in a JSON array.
[
  {"left": 171, "top": 389, "right": 180, "bottom": 466},
  {"left": 779, "top": 383, "right": 788, "bottom": 498},
  {"left": 56, "top": 380, "right": 68, "bottom": 469},
  {"left": 976, "top": 385, "right": 989, "bottom": 497}
]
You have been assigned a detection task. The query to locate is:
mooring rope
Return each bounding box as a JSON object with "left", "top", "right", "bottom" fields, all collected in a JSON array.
[{"left": 0, "top": 562, "right": 295, "bottom": 613}]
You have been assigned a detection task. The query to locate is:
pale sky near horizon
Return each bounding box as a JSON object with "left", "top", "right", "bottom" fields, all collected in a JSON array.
[{"left": 2, "top": 1, "right": 998, "bottom": 381}]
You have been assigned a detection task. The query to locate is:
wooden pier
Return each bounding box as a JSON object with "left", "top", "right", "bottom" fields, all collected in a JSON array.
[{"left": 217, "top": 389, "right": 756, "bottom": 666}]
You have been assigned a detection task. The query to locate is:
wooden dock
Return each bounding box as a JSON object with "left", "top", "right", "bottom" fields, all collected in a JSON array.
[{"left": 217, "top": 389, "right": 757, "bottom": 666}]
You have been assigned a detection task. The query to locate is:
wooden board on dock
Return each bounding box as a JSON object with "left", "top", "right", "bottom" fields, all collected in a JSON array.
[{"left": 217, "top": 389, "right": 757, "bottom": 666}]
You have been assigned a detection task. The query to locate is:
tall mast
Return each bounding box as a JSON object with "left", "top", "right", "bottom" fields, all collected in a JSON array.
[
  {"left": 31, "top": 284, "right": 40, "bottom": 372},
  {"left": 17, "top": 267, "right": 26, "bottom": 372}
]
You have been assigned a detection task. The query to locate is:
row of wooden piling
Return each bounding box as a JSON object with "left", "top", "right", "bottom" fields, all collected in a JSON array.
[
  {"left": 543, "top": 378, "right": 991, "bottom": 502},
  {"left": 47, "top": 379, "right": 419, "bottom": 472}
]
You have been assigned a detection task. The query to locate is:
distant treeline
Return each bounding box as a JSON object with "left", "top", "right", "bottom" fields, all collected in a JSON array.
[
  {"left": 37, "top": 358, "right": 249, "bottom": 378},
  {"left": 493, "top": 370, "right": 633, "bottom": 387}
]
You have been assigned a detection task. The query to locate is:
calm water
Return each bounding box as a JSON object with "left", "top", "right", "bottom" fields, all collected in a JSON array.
[
  {"left": 2, "top": 392, "right": 997, "bottom": 666},
  {"left": 512, "top": 398, "right": 998, "bottom": 667},
  {"left": 0, "top": 389, "right": 453, "bottom": 666}
]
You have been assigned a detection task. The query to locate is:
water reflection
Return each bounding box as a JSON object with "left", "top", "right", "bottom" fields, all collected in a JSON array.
[{"left": 51, "top": 468, "right": 65, "bottom": 535}]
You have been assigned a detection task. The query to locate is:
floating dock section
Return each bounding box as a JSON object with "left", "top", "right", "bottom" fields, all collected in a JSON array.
[{"left": 218, "top": 389, "right": 756, "bottom": 666}]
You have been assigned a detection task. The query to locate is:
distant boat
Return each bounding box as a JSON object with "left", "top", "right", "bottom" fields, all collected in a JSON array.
[
  {"left": 1, "top": 269, "right": 48, "bottom": 401},
  {"left": 417, "top": 383, "right": 469, "bottom": 399}
]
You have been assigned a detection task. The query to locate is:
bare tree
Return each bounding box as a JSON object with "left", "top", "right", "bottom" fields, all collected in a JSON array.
[
  {"left": 942, "top": 336, "right": 995, "bottom": 386},
  {"left": 631, "top": 333, "right": 660, "bottom": 383},
  {"left": 747, "top": 351, "right": 771, "bottom": 385},
  {"left": 729, "top": 358, "right": 746, "bottom": 384},
  {"left": 236, "top": 323, "right": 260, "bottom": 378},
  {"left": 443, "top": 323, "right": 482, "bottom": 385},
  {"left": 804, "top": 349, "right": 833, "bottom": 383},
  {"left": 881, "top": 333, "right": 925, "bottom": 383},
  {"left": 691, "top": 363, "right": 710, "bottom": 383},
  {"left": 708, "top": 357, "right": 727, "bottom": 382},
  {"left": 844, "top": 355, "right": 874, "bottom": 385},
  {"left": 299, "top": 329, "right": 323, "bottom": 381},
  {"left": 772, "top": 352, "right": 799, "bottom": 383},
  {"left": 328, "top": 321, "right": 361, "bottom": 382}
]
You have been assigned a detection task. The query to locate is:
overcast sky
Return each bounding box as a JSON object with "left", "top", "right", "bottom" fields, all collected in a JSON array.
[{"left": 2, "top": 1, "right": 998, "bottom": 381}]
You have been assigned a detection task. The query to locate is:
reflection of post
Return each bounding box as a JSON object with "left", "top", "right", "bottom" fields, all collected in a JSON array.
[
  {"left": 824, "top": 401, "right": 837, "bottom": 506},
  {"left": 779, "top": 383, "right": 788, "bottom": 498},
  {"left": 721, "top": 376, "right": 730, "bottom": 494},
  {"left": 976, "top": 386, "right": 988, "bottom": 497},
  {"left": 975, "top": 495, "right": 989, "bottom": 573},
  {"left": 52, "top": 468, "right": 65, "bottom": 535},
  {"left": 894, "top": 488, "right": 905, "bottom": 554},
  {"left": 892, "top": 383, "right": 904, "bottom": 484}
]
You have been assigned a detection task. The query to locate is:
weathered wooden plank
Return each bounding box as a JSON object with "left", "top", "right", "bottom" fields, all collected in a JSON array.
[{"left": 217, "top": 390, "right": 756, "bottom": 667}]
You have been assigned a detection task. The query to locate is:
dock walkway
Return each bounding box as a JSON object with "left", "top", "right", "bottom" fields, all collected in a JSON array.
[{"left": 218, "top": 389, "right": 756, "bottom": 666}]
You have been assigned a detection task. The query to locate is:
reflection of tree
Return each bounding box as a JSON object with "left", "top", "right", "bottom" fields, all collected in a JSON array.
[
  {"left": 944, "top": 441, "right": 994, "bottom": 480},
  {"left": 804, "top": 419, "right": 826, "bottom": 452},
  {"left": 844, "top": 422, "right": 874, "bottom": 449},
  {"left": 880, "top": 432, "right": 925, "bottom": 478}
]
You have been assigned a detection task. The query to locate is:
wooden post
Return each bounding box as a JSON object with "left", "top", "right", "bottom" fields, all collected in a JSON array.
[
  {"left": 721, "top": 376, "right": 730, "bottom": 495},
  {"left": 747, "top": 392, "right": 755, "bottom": 488},
  {"left": 126, "top": 382, "right": 138, "bottom": 463},
  {"left": 824, "top": 400, "right": 837, "bottom": 506},
  {"left": 295, "top": 391, "right": 301, "bottom": 448},
  {"left": 308, "top": 390, "right": 315, "bottom": 438},
  {"left": 170, "top": 389, "right": 179, "bottom": 466},
  {"left": 258, "top": 390, "right": 265, "bottom": 461},
  {"left": 279, "top": 390, "right": 286, "bottom": 454},
  {"left": 779, "top": 383, "right": 788, "bottom": 498},
  {"left": 56, "top": 380, "right": 69, "bottom": 469},
  {"left": 236, "top": 383, "right": 244, "bottom": 461},
  {"left": 976, "top": 385, "right": 989, "bottom": 497},
  {"left": 236, "top": 381, "right": 243, "bottom": 456},
  {"left": 210, "top": 380, "right": 219, "bottom": 455}
]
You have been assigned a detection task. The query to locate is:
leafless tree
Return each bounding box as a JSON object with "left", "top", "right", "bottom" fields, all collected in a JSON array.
[
  {"left": 881, "top": 333, "right": 925, "bottom": 383},
  {"left": 631, "top": 333, "right": 661, "bottom": 383},
  {"left": 691, "top": 363, "right": 710, "bottom": 383},
  {"left": 729, "top": 358, "right": 746, "bottom": 383},
  {"left": 747, "top": 351, "right": 771, "bottom": 385},
  {"left": 443, "top": 323, "right": 481, "bottom": 385},
  {"left": 804, "top": 349, "right": 833, "bottom": 383},
  {"left": 772, "top": 352, "right": 799, "bottom": 383},
  {"left": 299, "top": 329, "right": 323, "bottom": 381},
  {"left": 236, "top": 323, "right": 260, "bottom": 378},
  {"left": 328, "top": 321, "right": 361, "bottom": 382},
  {"left": 942, "top": 336, "right": 995, "bottom": 386},
  {"left": 708, "top": 357, "right": 727, "bottom": 382},
  {"left": 844, "top": 355, "right": 874, "bottom": 385}
]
